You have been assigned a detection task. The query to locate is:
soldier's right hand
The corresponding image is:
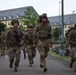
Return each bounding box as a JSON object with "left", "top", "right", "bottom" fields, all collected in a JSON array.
[{"left": 5, "top": 47, "right": 8, "bottom": 51}]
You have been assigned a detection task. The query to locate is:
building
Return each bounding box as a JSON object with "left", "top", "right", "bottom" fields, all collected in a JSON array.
[
  {"left": 0, "top": 6, "right": 76, "bottom": 36},
  {"left": 48, "top": 13, "right": 76, "bottom": 36},
  {"left": 0, "top": 6, "right": 38, "bottom": 28}
]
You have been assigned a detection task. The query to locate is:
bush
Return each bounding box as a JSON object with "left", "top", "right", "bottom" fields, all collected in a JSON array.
[{"left": 52, "top": 41, "right": 61, "bottom": 44}]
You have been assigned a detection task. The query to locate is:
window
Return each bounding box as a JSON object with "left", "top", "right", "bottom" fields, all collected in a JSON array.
[
  {"left": 9, "top": 16, "right": 13, "bottom": 19},
  {"left": 60, "top": 21, "right": 62, "bottom": 24},
  {"left": 65, "top": 30, "right": 67, "bottom": 33},
  {"left": 64, "top": 26, "right": 67, "bottom": 28},
  {"left": 51, "top": 22, "right": 54, "bottom": 25},
  {"left": 68, "top": 26, "right": 71, "bottom": 28},
  {"left": 54, "top": 22, "right": 58, "bottom": 25},
  {"left": 8, "top": 22, "right": 11, "bottom": 25},
  {"left": 68, "top": 20, "right": 71, "bottom": 24},
  {"left": 1, "top": 17, "right": 3, "bottom": 20},
  {"left": 4, "top": 17, "right": 7, "bottom": 19},
  {"left": 17, "top": 14, "right": 20, "bottom": 18}
]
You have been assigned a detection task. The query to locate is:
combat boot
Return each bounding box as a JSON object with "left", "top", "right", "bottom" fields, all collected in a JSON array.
[
  {"left": 43, "top": 67, "right": 47, "bottom": 72},
  {"left": 73, "top": 61, "right": 76, "bottom": 72},
  {"left": 29, "top": 60, "right": 33, "bottom": 67},
  {"left": 69, "top": 63, "right": 72, "bottom": 68},
  {"left": 29, "top": 64, "right": 32, "bottom": 67},
  {"left": 69, "top": 58, "right": 75, "bottom": 68},
  {"left": 1, "top": 54, "right": 3, "bottom": 56},
  {"left": 14, "top": 67, "right": 18, "bottom": 72},
  {"left": 32, "top": 60, "right": 34, "bottom": 64},
  {"left": 9, "top": 63, "right": 13, "bottom": 68}
]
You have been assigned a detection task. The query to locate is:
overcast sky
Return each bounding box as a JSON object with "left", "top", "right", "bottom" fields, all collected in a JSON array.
[{"left": 0, "top": 0, "right": 76, "bottom": 17}]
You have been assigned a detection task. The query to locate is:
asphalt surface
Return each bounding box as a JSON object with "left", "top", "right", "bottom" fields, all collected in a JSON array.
[{"left": 0, "top": 50, "right": 76, "bottom": 75}]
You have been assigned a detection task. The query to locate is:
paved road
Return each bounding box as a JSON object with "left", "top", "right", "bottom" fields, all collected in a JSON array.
[{"left": 0, "top": 50, "right": 76, "bottom": 75}]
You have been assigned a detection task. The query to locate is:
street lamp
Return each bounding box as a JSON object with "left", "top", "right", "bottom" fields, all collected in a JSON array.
[
  {"left": 72, "top": 10, "right": 75, "bottom": 24},
  {"left": 61, "top": 0, "right": 64, "bottom": 57},
  {"left": 59, "top": 1, "right": 61, "bottom": 47}
]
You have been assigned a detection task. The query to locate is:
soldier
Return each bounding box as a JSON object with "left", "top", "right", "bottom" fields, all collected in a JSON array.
[
  {"left": 5, "top": 19, "right": 24, "bottom": 72},
  {"left": 0, "top": 32, "right": 1, "bottom": 55},
  {"left": 34, "top": 13, "right": 52, "bottom": 72},
  {"left": 65, "top": 26, "right": 74, "bottom": 47},
  {"left": 24, "top": 24, "right": 36, "bottom": 67},
  {"left": 65, "top": 23, "right": 76, "bottom": 72},
  {"left": 0, "top": 31, "right": 6, "bottom": 56}
]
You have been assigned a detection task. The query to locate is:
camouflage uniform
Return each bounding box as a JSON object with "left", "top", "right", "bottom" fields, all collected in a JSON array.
[
  {"left": 24, "top": 25, "right": 36, "bottom": 67},
  {"left": 65, "top": 27, "right": 74, "bottom": 47},
  {"left": 0, "top": 31, "right": 6, "bottom": 56},
  {"left": 34, "top": 13, "right": 52, "bottom": 72},
  {"left": 0, "top": 33, "right": 1, "bottom": 55},
  {"left": 66, "top": 24, "right": 76, "bottom": 71},
  {"left": 5, "top": 19, "right": 24, "bottom": 71}
]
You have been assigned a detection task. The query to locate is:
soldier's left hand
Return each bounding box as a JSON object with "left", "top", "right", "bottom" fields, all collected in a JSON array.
[
  {"left": 20, "top": 41, "right": 23, "bottom": 45},
  {"left": 33, "top": 44, "right": 36, "bottom": 48}
]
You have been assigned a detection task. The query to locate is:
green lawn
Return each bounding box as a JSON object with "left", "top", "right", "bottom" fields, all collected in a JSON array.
[{"left": 49, "top": 50, "right": 71, "bottom": 62}]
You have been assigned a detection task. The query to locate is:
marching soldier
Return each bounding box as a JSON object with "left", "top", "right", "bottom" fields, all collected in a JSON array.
[
  {"left": 65, "top": 23, "right": 76, "bottom": 72},
  {"left": 5, "top": 19, "right": 24, "bottom": 72},
  {"left": 0, "top": 31, "right": 5, "bottom": 56},
  {"left": 24, "top": 24, "right": 36, "bottom": 67},
  {"left": 34, "top": 13, "right": 52, "bottom": 72}
]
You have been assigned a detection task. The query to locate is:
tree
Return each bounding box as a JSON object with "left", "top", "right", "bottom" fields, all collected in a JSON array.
[
  {"left": 0, "top": 21, "right": 6, "bottom": 32},
  {"left": 19, "top": 24, "right": 27, "bottom": 31},
  {"left": 21, "top": 7, "right": 38, "bottom": 29},
  {"left": 53, "top": 27, "right": 61, "bottom": 40}
]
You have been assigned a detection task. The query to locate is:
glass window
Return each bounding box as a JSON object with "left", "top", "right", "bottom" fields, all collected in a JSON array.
[{"left": 64, "top": 26, "right": 67, "bottom": 28}]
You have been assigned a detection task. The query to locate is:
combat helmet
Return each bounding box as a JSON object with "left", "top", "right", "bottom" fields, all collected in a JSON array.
[
  {"left": 27, "top": 24, "right": 33, "bottom": 28},
  {"left": 11, "top": 19, "right": 19, "bottom": 25},
  {"left": 38, "top": 13, "right": 48, "bottom": 23},
  {"left": 41, "top": 13, "right": 48, "bottom": 19},
  {"left": 74, "top": 23, "right": 76, "bottom": 27}
]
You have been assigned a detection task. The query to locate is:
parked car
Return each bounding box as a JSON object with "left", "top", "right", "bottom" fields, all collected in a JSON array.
[
  {"left": 52, "top": 46, "right": 70, "bottom": 56},
  {"left": 51, "top": 46, "right": 60, "bottom": 54}
]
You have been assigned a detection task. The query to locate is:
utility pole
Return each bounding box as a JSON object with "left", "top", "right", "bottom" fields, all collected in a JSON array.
[
  {"left": 61, "top": 0, "right": 64, "bottom": 57},
  {"left": 72, "top": 11, "right": 75, "bottom": 24},
  {"left": 59, "top": 1, "right": 61, "bottom": 47}
]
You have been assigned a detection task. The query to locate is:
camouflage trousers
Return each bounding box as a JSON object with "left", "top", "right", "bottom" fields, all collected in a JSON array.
[
  {"left": 26, "top": 45, "right": 36, "bottom": 64},
  {"left": 8, "top": 47, "right": 21, "bottom": 68},
  {"left": 1, "top": 43, "right": 5, "bottom": 56},
  {"left": 70, "top": 46, "right": 76, "bottom": 59},
  {"left": 37, "top": 39, "right": 49, "bottom": 68},
  {"left": 69, "top": 46, "right": 76, "bottom": 70}
]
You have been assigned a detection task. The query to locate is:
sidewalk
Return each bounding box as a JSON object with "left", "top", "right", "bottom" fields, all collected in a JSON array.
[{"left": 49, "top": 49, "right": 70, "bottom": 62}]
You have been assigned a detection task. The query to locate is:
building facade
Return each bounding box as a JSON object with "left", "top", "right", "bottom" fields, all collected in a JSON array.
[
  {"left": 0, "top": 6, "right": 76, "bottom": 36},
  {"left": 48, "top": 13, "right": 76, "bottom": 36},
  {"left": 0, "top": 6, "right": 38, "bottom": 28}
]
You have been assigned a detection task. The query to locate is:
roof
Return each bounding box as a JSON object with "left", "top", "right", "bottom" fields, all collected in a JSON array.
[
  {"left": 48, "top": 13, "right": 76, "bottom": 25},
  {"left": 0, "top": 6, "right": 38, "bottom": 21}
]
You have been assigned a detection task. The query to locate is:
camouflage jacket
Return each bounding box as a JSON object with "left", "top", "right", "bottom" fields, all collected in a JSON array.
[
  {"left": 24, "top": 31, "right": 34, "bottom": 45},
  {"left": 34, "top": 23, "right": 52, "bottom": 39},
  {"left": 65, "top": 27, "right": 74, "bottom": 47},
  {"left": 65, "top": 27, "right": 74, "bottom": 38},
  {"left": 5, "top": 28, "right": 24, "bottom": 48},
  {"left": 68, "top": 28, "right": 76, "bottom": 46}
]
